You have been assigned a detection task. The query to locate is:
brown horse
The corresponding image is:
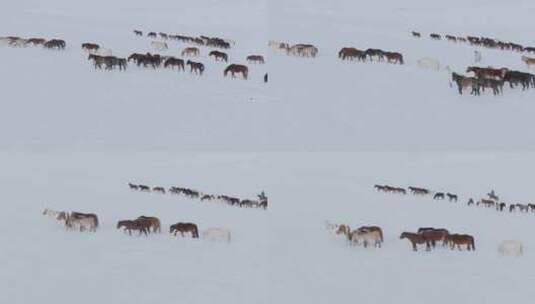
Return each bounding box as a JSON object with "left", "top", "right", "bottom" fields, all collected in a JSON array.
[
  {"left": 82, "top": 43, "right": 99, "bottom": 51},
  {"left": 164, "top": 57, "right": 185, "bottom": 70},
  {"left": 170, "top": 223, "right": 199, "bottom": 238},
  {"left": 338, "top": 47, "right": 366, "bottom": 61},
  {"left": 466, "top": 66, "right": 507, "bottom": 79},
  {"left": 224, "top": 64, "right": 248, "bottom": 79},
  {"left": 412, "top": 31, "right": 421, "bottom": 38},
  {"left": 153, "top": 186, "right": 166, "bottom": 194},
  {"left": 400, "top": 232, "right": 431, "bottom": 251},
  {"left": 408, "top": 186, "right": 430, "bottom": 195},
  {"left": 477, "top": 199, "right": 495, "bottom": 208},
  {"left": 246, "top": 55, "right": 265, "bottom": 64},
  {"left": 451, "top": 72, "right": 480, "bottom": 95},
  {"left": 384, "top": 52, "right": 404, "bottom": 64},
  {"left": 430, "top": 33, "right": 441, "bottom": 40},
  {"left": 417, "top": 228, "right": 449, "bottom": 247},
  {"left": 186, "top": 60, "right": 205, "bottom": 75},
  {"left": 444, "top": 234, "right": 475, "bottom": 251},
  {"left": 209, "top": 50, "right": 228, "bottom": 62},
  {"left": 27, "top": 38, "right": 46, "bottom": 46},
  {"left": 134, "top": 30, "right": 143, "bottom": 36},
  {"left": 137, "top": 216, "right": 161, "bottom": 233},
  {"left": 181, "top": 47, "right": 200, "bottom": 57},
  {"left": 117, "top": 220, "right": 149, "bottom": 236}
]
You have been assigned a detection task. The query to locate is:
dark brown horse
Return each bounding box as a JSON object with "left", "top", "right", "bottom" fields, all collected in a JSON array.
[
  {"left": 338, "top": 47, "right": 366, "bottom": 61},
  {"left": 384, "top": 52, "right": 404, "bottom": 64},
  {"left": 170, "top": 223, "right": 199, "bottom": 238},
  {"left": 246, "top": 55, "right": 265, "bottom": 64},
  {"left": 444, "top": 234, "right": 475, "bottom": 251},
  {"left": 164, "top": 57, "right": 185, "bottom": 70},
  {"left": 186, "top": 60, "right": 205, "bottom": 75},
  {"left": 400, "top": 232, "right": 431, "bottom": 251},
  {"left": 134, "top": 30, "right": 143, "bottom": 36},
  {"left": 117, "top": 220, "right": 149, "bottom": 236},
  {"left": 408, "top": 186, "right": 430, "bottom": 195},
  {"left": 430, "top": 33, "right": 441, "bottom": 40},
  {"left": 411, "top": 31, "right": 421, "bottom": 38},
  {"left": 44, "top": 39, "right": 66, "bottom": 49},
  {"left": 417, "top": 228, "right": 449, "bottom": 247},
  {"left": 224, "top": 64, "right": 248, "bottom": 79},
  {"left": 209, "top": 50, "right": 228, "bottom": 62}
]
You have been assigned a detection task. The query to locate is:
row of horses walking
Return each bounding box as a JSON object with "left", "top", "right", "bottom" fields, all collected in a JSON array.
[
  {"left": 128, "top": 183, "right": 268, "bottom": 210},
  {"left": 374, "top": 184, "right": 459, "bottom": 202},
  {"left": 338, "top": 47, "right": 404, "bottom": 64},
  {"left": 134, "top": 30, "right": 234, "bottom": 49},
  {"left": 43, "top": 209, "right": 231, "bottom": 242},
  {"left": 326, "top": 222, "right": 475, "bottom": 251},
  {"left": 376, "top": 183, "right": 535, "bottom": 218},
  {"left": 412, "top": 31, "right": 535, "bottom": 54},
  {"left": 1, "top": 36, "right": 66, "bottom": 49},
  {"left": 83, "top": 43, "right": 258, "bottom": 80}
]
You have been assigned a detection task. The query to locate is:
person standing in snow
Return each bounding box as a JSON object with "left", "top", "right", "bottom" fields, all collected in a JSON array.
[{"left": 474, "top": 50, "right": 482, "bottom": 63}]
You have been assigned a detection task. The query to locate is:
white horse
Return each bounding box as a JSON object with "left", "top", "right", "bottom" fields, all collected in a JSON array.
[
  {"left": 65, "top": 213, "right": 98, "bottom": 232},
  {"left": 202, "top": 228, "right": 231, "bottom": 243},
  {"left": 498, "top": 240, "right": 523, "bottom": 257},
  {"left": 150, "top": 41, "right": 168, "bottom": 51},
  {"left": 417, "top": 57, "right": 440, "bottom": 71},
  {"left": 348, "top": 230, "right": 382, "bottom": 248}
]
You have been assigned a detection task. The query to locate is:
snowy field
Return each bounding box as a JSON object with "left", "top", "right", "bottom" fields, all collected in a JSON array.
[{"left": 2, "top": 0, "right": 535, "bottom": 303}]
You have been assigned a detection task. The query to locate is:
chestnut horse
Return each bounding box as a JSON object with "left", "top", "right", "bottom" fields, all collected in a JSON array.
[
  {"left": 224, "top": 64, "right": 248, "bottom": 79},
  {"left": 417, "top": 228, "right": 449, "bottom": 247},
  {"left": 444, "top": 234, "right": 475, "bottom": 251}
]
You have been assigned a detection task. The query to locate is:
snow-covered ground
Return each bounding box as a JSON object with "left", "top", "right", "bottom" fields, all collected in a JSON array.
[{"left": 2, "top": 0, "right": 535, "bottom": 303}]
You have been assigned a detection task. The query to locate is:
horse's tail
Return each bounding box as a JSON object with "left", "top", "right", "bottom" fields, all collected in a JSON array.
[
  {"left": 400, "top": 56, "right": 404, "bottom": 65},
  {"left": 471, "top": 237, "right": 476, "bottom": 250}
]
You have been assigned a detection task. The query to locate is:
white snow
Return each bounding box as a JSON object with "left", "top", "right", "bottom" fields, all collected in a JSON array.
[{"left": 2, "top": 0, "right": 535, "bottom": 303}]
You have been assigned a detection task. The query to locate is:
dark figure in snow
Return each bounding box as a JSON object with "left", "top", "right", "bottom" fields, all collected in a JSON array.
[
  {"left": 487, "top": 190, "right": 499, "bottom": 201},
  {"left": 264, "top": 73, "right": 268, "bottom": 83}
]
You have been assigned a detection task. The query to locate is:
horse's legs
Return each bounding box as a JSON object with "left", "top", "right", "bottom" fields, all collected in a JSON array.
[{"left": 412, "top": 242, "right": 417, "bottom": 251}]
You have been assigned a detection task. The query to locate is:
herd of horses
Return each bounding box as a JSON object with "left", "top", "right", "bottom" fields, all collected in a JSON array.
[
  {"left": 412, "top": 31, "right": 535, "bottom": 54},
  {"left": 376, "top": 184, "right": 535, "bottom": 217},
  {"left": 127, "top": 183, "right": 268, "bottom": 210},
  {"left": 43, "top": 208, "right": 232, "bottom": 241},
  {"left": 134, "top": 30, "right": 234, "bottom": 49},
  {"left": 0, "top": 36, "right": 66, "bottom": 49},
  {"left": 338, "top": 47, "right": 404, "bottom": 64},
  {"left": 326, "top": 222, "right": 475, "bottom": 251},
  {"left": 84, "top": 41, "right": 261, "bottom": 80},
  {"left": 1, "top": 32, "right": 267, "bottom": 81},
  {"left": 451, "top": 67, "right": 535, "bottom": 96}
]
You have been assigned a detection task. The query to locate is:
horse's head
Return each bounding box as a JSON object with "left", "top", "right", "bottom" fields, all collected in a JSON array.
[{"left": 400, "top": 232, "right": 407, "bottom": 239}]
